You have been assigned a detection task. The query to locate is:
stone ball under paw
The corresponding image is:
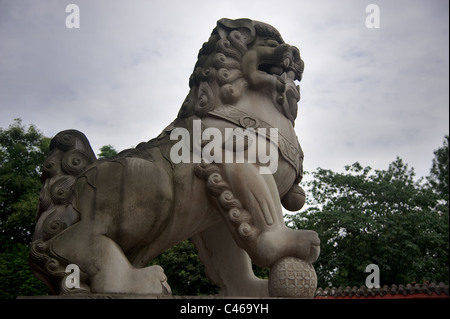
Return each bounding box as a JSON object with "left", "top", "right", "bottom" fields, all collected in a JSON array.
[{"left": 268, "top": 256, "right": 317, "bottom": 298}]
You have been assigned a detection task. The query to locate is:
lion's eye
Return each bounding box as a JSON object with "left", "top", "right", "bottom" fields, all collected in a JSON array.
[{"left": 264, "top": 39, "right": 279, "bottom": 47}]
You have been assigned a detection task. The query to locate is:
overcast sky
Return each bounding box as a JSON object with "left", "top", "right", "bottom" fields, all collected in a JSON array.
[{"left": 1, "top": 0, "right": 448, "bottom": 180}]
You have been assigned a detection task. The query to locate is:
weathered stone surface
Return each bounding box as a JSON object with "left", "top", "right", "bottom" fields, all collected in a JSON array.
[{"left": 29, "top": 18, "right": 319, "bottom": 297}]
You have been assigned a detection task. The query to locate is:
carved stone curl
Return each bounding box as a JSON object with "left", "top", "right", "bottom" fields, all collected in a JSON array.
[{"left": 195, "top": 162, "right": 259, "bottom": 242}]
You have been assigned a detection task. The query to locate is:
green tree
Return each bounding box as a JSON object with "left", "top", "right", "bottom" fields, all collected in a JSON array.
[
  {"left": 0, "top": 119, "right": 50, "bottom": 248},
  {"left": 97, "top": 144, "right": 118, "bottom": 159},
  {"left": 427, "top": 135, "right": 449, "bottom": 207},
  {"left": 425, "top": 135, "right": 449, "bottom": 282},
  {"left": 288, "top": 156, "right": 449, "bottom": 288},
  {"left": 0, "top": 242, "right": 48, "bottom": 298},
  {"left": 0, "top": 119, "right": 51, "bottom": 298}
]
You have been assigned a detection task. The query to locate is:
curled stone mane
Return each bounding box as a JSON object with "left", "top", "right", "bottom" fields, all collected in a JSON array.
[{"left": 178, "top": 18, "right": 298, "bottom": 119}]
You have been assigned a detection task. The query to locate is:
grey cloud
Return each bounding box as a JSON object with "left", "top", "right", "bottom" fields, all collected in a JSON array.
[{"left": 0, "top": 0, "right": 448, "bottom": 180}]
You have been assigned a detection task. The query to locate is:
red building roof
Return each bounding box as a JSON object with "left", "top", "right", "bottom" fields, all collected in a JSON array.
[{"left": 314, "top": 282, "right": 449, "bottom": 299}]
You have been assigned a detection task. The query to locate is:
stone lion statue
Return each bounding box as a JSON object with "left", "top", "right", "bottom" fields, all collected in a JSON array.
[{"left": 29, "top": 18, "right": 320, "bottom": 297}]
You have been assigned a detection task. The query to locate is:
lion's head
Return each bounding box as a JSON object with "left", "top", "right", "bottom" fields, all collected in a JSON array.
[
  {"left": 177, "top": 18, "right": 304, "bottom": 126},
  {"left": 165, "top": 18, "right": 306, "bottom": 210}
]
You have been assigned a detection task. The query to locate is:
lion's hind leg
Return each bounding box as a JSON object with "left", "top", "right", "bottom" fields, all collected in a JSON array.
[
  {"left": 31, "top": 154, "right": 173, "bottom": 295},
  {"left": 51, "top": 220, "right": 171, "bottom": 295}
]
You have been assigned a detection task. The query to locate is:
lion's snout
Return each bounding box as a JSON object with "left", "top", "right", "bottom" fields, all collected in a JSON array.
[
  {"left": 275, "top": 45, "right": 303, "bottom": 81},
  {"left": 257, "top": 44, "right": 303, "bottom": 82}
]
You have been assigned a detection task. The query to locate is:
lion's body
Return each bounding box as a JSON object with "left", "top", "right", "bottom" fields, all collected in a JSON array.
[{"left": 29, "top": 18, "right": 319, "bottom": 296}]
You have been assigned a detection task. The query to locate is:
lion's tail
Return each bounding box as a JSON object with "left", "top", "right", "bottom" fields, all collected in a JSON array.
[
  {"left": 33, "top": 129, "right": 97, "bottom": 242},
  {"left": 29, "top": 130, "right": 96, "bottom": 294}
]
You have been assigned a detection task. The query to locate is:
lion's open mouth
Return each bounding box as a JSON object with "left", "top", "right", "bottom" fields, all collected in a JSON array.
[
  {"left": 257, "top": 54, "right": 302, "bottom": 124},
  {"left": 257, "top": 44, "right": 303, "bottom": 83},
  {"left": 258, "top": 60, "right": 301, "bottom": 82}
]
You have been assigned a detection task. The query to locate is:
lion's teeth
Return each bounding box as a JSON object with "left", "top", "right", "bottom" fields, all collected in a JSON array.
[{"left": 269, "top": 66, "right": 283, "bottom": 75}]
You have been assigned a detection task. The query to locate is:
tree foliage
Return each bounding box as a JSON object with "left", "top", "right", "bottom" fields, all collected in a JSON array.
[
  {"left": 0, "top": 243, "right": 49, "bottom": 298},
  {"left": 288, "top": 152, "right": 449, "bottom": 288},
  {"left": 0, "top": 119, "right": 51, "bottom": 298},
  {"left": 427, "top": 135, "right": 449, "bottom": 211},
  {"left": 97, "top": 144, "right": 118, "bottom": 160},
  {"left": 0, "top": 119, "right": 50, "bottom": 248}
]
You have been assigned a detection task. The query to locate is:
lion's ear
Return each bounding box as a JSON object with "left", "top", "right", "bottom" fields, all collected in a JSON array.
[{"left": 216, "top": 18, "right": 255, "bottom": 44}]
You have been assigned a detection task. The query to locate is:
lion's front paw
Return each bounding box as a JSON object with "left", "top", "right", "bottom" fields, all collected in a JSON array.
[{"left": 295, "top": 229, "right": 320, "bottom": 264}]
